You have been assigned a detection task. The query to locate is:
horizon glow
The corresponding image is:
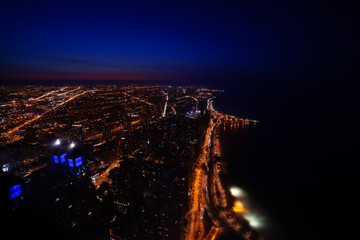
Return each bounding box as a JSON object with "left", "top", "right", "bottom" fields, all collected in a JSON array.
[{"left": 0, "top": 2, "right": 345, "bottom": 83}]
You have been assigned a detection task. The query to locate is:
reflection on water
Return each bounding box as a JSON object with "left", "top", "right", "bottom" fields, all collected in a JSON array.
[
  {"left": 229, "top": 184, "right": 285, "bottom": 239},
  {"left": 230, "top": 185, "right": 268, "bottom": 230},
  {"left": 218, "top": 122, "right": 286, "bottom": 240}
]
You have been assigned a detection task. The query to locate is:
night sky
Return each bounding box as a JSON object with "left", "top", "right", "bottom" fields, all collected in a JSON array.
[
  {"left": 0, "top": 1, "right": 357, "bottom": 83},
  {"left": 0, "top": 1, "right": 359, "bottom": 240}
]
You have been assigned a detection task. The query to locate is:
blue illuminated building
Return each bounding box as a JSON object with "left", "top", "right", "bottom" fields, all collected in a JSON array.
[
  {"left": 68, "top": 157, "right": 83, "bottom": 167},
  {"left": 67, "top": 156, "right": 85, "bottom": 176},
  {"left": 52, "top": 142, "right": 67, "bottom": 164},
  {"left": 22, "top": 139, "right": 96, "bottom": 239},
  {"left": 68, "top": 158, "right": 74, "bottom": 167},
  {"left": 1, "top": 173, "right": 25, "bottom": 213},
  {"left": 66, "top": 142, "right": 86, "bottom": 176},
  {"left": 60, "top": 153, "right": 67, "bottom": 163},
  {"left": 53, "top": 153, "right": 67, "bottom": 164},
  {"left": 51, "top": 139, "right": 87, "bottom": 176},
  {"left": 9, "top": 184, "right": 22, "bottom": 199},
  {"left": 75, "top": 157, "right": 83, "bottom": 167},
  {"left": 53, "top": 155, "right": 59, "bottom": 163}
]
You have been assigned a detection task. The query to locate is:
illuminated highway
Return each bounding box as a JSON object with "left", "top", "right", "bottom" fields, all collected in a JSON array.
[
  {"left": 161, "top": 91, "right": 168, "bottom": 118},
  {"left": 185, "top": 99, "right": 219, "bottom": 240},
  {"left": 6, "top": 88, "right": 88, "bottom": 136},
  {"left": 185, "top": 98, "right": 259, "bottom": 240},
  {"left": 31, "top": 87, "right": 67, "bottom": 101}
]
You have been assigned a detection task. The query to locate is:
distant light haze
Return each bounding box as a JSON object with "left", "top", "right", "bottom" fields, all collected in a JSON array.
[{"left": 0, "top": 1, "right": 356, "bottom": 83}]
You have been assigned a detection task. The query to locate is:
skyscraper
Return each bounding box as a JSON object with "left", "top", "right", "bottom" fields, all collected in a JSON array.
[{"left": 27, "top": 140, "right": 98, "bottom": 239}]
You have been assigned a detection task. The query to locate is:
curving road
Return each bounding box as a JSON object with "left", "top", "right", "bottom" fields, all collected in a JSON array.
[{"left": 185, "top": 98, "right": 259, "bottom": 240}]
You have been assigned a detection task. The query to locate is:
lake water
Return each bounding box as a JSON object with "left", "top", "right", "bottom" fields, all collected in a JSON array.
[{"left": 212, "top": 80, "right": 359, "bottom": 240}]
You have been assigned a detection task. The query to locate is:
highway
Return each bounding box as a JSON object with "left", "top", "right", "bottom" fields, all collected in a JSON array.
[
  {"left": 185, "top": 98, "right": 259, "bottom": 240},
  {"left": 161, "top": 91, "right": 168, "bottom": 117},
  {"left": 31, "top": 87, "right": 67, "bottom": 101},
  {"left": 185, "top": 99, "right": 219, "bottom": 240},
  {"left": 6, "top": 88, "right": 88, "bottom": 136}
]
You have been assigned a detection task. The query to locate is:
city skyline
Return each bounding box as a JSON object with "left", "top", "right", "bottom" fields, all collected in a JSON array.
[
  {"left": 0, "top": 1, "right": 358, "bottom": 240},
  {"left": 1, "top": 85, "right": 263, "bottom": 240}
]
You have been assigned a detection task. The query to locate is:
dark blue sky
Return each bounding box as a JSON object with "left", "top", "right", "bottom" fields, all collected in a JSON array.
[{"left": 0, "top": 0, "right": 357, "bottom": 83}]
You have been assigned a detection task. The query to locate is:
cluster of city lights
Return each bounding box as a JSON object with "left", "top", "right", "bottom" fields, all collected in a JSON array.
[
  {"left": 229, "top": 186, "right": 264, "bottom": 229},
  {"left": 2, "top": 164, "right": 9, "bottom": 172},
  {"left": 54, "top": 139, "right": 61, "bottom": 145},
  {"left": 54, "top": 139, "right": 76, "bottom": 149}
]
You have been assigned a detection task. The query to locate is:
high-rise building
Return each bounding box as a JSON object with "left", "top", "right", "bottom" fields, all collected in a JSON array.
[
  {"left": 155, "top": 166, "right": 187, "bottom": 240},
  {"left": 27, "top": 140, "right": 99, "bottom": 239},
  {"left": 0, "top": 173, "right": 25, "bottom": 214}
]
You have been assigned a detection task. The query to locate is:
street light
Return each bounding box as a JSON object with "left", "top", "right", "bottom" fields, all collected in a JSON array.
[
  {"left": 2, "top": 164, "right": 9, "bottom": 172},
  {"left": 70, "top": 142, "right": 75, "bottom": 149},
  {"left": 230, "top": 186, "right": 243, "bottom": 197},
  {"left": 244, "top": 214, "right": 262, "bottom": 228},
  {"left": 54, "top": 139, "right": 61, "bottom": 146}
]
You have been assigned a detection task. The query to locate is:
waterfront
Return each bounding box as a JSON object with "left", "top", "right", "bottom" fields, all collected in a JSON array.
[
  {"left": 213, "top": 83, "right": 359, "bottom": 240},
  {"left": 216, "top": 121, "right": 285, "bottom": 240},
  {"left": 0, "top": 0, "right": 357, "bottom": 239}
]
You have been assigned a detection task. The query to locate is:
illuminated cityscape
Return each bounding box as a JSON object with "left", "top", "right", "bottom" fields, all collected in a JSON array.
[
  {"left": 0, "top": 85, "right": 260, "bottom": 240},
  {"left": 1, "top": 1, "right": 357, "bottom": 240}
]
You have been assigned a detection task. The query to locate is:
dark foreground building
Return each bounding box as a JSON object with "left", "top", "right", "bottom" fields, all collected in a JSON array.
[{"left": 0, "top": 140, "right": 100, "bottom": 240}]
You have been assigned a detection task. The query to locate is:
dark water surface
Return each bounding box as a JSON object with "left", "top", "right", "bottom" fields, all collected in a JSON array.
[{"left": 212, "top": 79, "right": 359, "bottom": 240}]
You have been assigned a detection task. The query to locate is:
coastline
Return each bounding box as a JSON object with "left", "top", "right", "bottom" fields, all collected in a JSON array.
[{"left": 209, "top": 98, "right": 285, "bottom": 240}]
